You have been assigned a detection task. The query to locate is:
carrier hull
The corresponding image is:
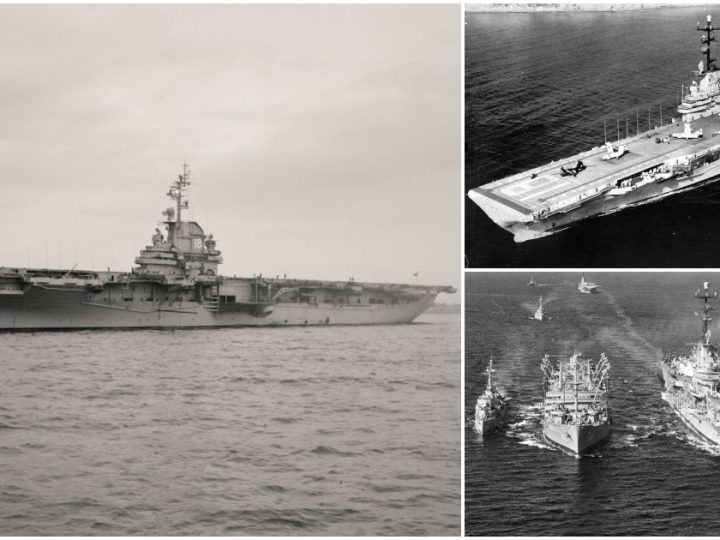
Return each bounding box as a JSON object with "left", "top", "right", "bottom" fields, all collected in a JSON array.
[
  {"left": 660, "top": 362, "right": 720, "bottom": 446},
  {"left": 269, "top": 298, "right": 434, "bottom": 326},
  {"left": 0, "top": 283, "right": 437, "bottom": 330},
  {"left": 662, "top": 397, "right": 720, "bottom": 446}
]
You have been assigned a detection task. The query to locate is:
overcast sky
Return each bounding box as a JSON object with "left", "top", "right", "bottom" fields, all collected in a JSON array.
[{"left": 0, "top": 5, "right": 460, "bottom": 299}]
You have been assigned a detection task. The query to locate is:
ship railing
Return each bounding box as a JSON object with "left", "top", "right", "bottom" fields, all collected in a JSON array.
[
  {"left": 131, "top": 273, "right": 167, "bottom": 283},
  {"left": 195, "top": 274, "right": 220, "bottom": 283}
]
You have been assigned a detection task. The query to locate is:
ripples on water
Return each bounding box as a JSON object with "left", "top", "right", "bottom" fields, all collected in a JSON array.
[
  {"left": 466, "top": 273, "right": 720, "bottom": 535},
  {"left": 0, "top": 314, "right": 459, "bottom": 535},
  {"left": 465, "top": 7, "right": 720, "bottom": 267}
]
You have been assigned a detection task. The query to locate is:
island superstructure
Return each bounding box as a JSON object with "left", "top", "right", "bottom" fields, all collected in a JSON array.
[
  {"left": 469, "top": 15, "right": 720, "bottom": 242},
  {"left": 0, "top": 165, "right": 454, "bottom": 330},
  {"left": 660, "top": 282, "right": 720, "bottom": 445},
  {"left": 542, "top": 352, "right": 611, "bottom": 456},
  {"left": 474, "top": 356, "right": 508, "bottom": 435}
]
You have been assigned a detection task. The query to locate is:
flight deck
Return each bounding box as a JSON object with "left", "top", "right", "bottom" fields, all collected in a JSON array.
[{"left": 470, "top": 113, "right": 720, "bottom": 219}]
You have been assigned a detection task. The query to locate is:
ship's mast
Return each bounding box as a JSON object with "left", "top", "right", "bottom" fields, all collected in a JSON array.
[
  {"left": 166, "top": 163, "right": 191, "bottom": 246},
  {"left": 486, "top": 355, "right": 494, "bottom": 391},
  {"left": 698, "top": 15, "right": 717, "bottom": 73},
  {"left": 695, "top": 282, "right": 718, "bottom": 345},
  {"left": 572, "top": 355, "right": 579, "bottom": 414}
]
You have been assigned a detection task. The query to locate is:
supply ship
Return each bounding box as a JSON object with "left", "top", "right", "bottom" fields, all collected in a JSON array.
[
  {"left": 541, "top": 352, "right": 611, "bottom": 456},
  {"left": 468, "top": 15, "right": 720, "bottom": 243},
  {"left": 474, "top": 356, "right": 508, "bottom": 435},
  {"left": 660, "top": 282, "right": 720, "bottom": 445},
  {"left": 0, "top": 165, "right": 454, "bottom": 330}
]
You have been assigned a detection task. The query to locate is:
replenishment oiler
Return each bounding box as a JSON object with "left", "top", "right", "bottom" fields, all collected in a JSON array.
[
  {"left": 0, "top": 165, "right": 454, "bottom": 330},
  {"left": 541, "top": 352, "right": 611, "bottom": 456},
  {"left": 660, "top": 282, "right": 720, "bottom": 445},
  {"left": 469, "top": 15, "right": 720, "bottom": 242}
]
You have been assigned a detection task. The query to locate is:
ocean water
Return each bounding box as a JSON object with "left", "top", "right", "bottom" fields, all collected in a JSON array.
[
  {"left": 465, "top": 7, "right": 720, "bottom": 267},
  {"left": 0, "top": 313, "right": 460, "bottom": 535},
  {"left": 465, "top": 272, "right": 720, "bottom": 535}
]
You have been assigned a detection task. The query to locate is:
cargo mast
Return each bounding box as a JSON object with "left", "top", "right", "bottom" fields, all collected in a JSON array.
[{"left": 699, "top": 15, "right": 717, "bottom": 73}]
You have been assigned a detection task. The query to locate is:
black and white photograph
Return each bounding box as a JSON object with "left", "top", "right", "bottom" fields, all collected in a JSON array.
[
  {"left": 0, "top": 4, "right": 460, "bottom": 535},
  {"left": 466, "top": 271, "right": 720, "bottom": 535},
  {"left": 465, "top": 5, "right": 720, "bottom": 268}
]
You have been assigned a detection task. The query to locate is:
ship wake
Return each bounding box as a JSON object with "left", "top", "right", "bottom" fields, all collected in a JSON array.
[
  {"left": 503, "top": 403, "right": 553, "bottom": 451},
  {"left": 599, "top": 289, "right": 663, "bottom": 367}
]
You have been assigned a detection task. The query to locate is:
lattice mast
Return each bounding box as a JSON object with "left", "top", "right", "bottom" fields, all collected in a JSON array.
[
  {"left": 486, "top": 355, "right": 494, "bottom": 391},
  {"left": 165, "top": 162, "right": 191, "bottom": 246},
  {"left": 695, "top": 282, "right": 718, "bottom": 345},
  {"left": 699, "top": 15, "right": 717, "bottom": 73}
]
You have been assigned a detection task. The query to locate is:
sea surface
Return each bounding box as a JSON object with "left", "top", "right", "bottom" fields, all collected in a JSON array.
[
  {"left": 465, "top": 7, "right": 720, "bottom": 267},
  {"left": 465, "top": 272, "right": 720, "bottom": 535},
  {"left": 0, "top": 313, "right": 459, "bottom": 535}
]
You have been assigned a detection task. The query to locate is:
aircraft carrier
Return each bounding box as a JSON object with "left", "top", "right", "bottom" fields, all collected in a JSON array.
[
  {"left": 468, "top": 15, "right": 720, "bottom": 243},
  {"left": 541, "top": 352, "right": 611, "bottom": 456},
  {"left": 0, "top": 165, "right": 454, "bottom": 330},
  {"left": 660, "top": 282, "right": 720, "bottom": 445}
]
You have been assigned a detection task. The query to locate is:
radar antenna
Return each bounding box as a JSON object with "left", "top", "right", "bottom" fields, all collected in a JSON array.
[
  {"left": 165, "top": 163, "right": 192, "bottom": 246},
  {"left": 167, "top": 162, "right": 192, "bottom": 225},
  {"left": 698, "top": 15, "right": 717, "bottom": 73},
  {"left": 695, "top": 281, "right": 718, "bottom": 345}
]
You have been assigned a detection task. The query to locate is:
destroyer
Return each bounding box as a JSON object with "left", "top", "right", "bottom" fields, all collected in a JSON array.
[
  {"left": 660, "top": 282, "right": 720, "bottom": 445},
  {"left": 474, "top": 356, "right": 508, "bottom": 435},
  {"left": 0, "top": 165, "right": 454, "bottom": 330},
  {"left": 541, "top": 352, "right": 611, "bottom": 456},
  {"left": 469, "top": 15, "right": 720, "bottom": 242}
]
